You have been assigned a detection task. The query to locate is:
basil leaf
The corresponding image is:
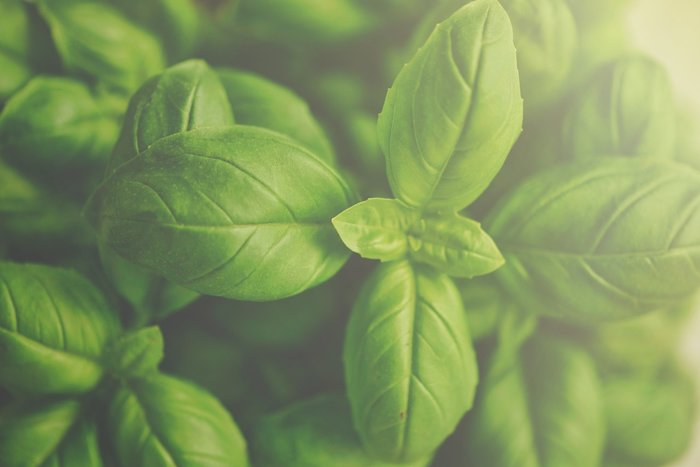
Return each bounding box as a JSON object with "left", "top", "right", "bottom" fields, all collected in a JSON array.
[
  {"left": 458, "top": 276, "right": 516, "bottom": 341},
  {"left": 107, "top": 372, "right": 249, "bottom": 467},
  {"left": 333, "top": 198, "right": 503, "bottom": 277},
  {"left": 37, "top": 0, "right": 165, "bottom": 95},
  {"left": 217, "top": 68, "right": 335, "bottom": 164},
  {"left": 235, "top": 0, "right": 375, "bottom": 43},
  {"left": 377, "top": 0, "right": 522, "bottom": 210},
  {"left": 344, "top": 261, "right": 478, "bottom": 462},
  {"left": 0, "top": 76, "right": 121, "bottom": 172},
  {"left": 86, "top": 126, "right": 355, "bottom": 301},
  {"left": 0, "top": 262, "right": 121, "bottom": 396},
  {"left": 0, "top": 1, "right": 57, "bottom": 102},
  {"left": 463, "top": 337, "right": 605, "bottom": 467},
  {"left": 106, "top": 326, "right": 164, "bottom": 378},
  {"left": 41, "top": 419, "right": 104, "bottom": 467},
  {"left": 500, "top": 0, "right": 577, "bottom": 112},
  {"left": 108, "top": 59, "right": 234, "bottom": 174},
  {"left": 603, "top": 364, "right": 695, "bottom": 466},
  {"left": 486, "top": 158, "right": 700, "bottom": 320},
  {"left": 0, "top": 399, "right": 81, "bottom": 467},
  {"left": 106, "top": 0, "right": 201, "bottom": 62},
  {"left": 98, "top": 241, "right": 199, "bottom": 325},
  {"left": 250, "top": 394, "right": 433, "bottom": 467},
  {"left": 563, "top": 55, "right": 676, "bottom": 160}
]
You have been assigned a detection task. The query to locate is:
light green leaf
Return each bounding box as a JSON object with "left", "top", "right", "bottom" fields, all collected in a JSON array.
[
  {"left": 217, "top": 68, "right": 335, "bottom": 164},
  {"left": 458, "top": 276, "right": 517, "bottom": 341},
  {"left": 333, "top": 198, "right": 503, "bottom": 277},
  {"left": 463, "top": 337, "right": 605, "bottom": 467},
  {"left": 344, "top": 261, "right": 478, "bottom": 462},
  {"left": 250, "top": 394, "right": 433, "bottom": 467},
  {"left": 0, "top": 399, "right": 82, "bottom": 467},
  {"left": 563, "top": 55, "right": 676, "bottom": 160},
  {"left": 486, "top": 158, "right": 700, "bottom": 320},
  {"left": 378, "top": 0, "right": 522, "bottom": 210},
  {"left": 107, "top": 372, "right": 249, "bottom": 467},
  {"left": 37, "top": 0, "right": 165, "bottom": 94},
  {"left": 86, "top": 126, "right": 355, "bottom": 301},
  {"left": 0, "top": 262, "right": 121, "bottom": 396},
  {"left": 107, "top": 59, "right": 234, "bottom": 174}
]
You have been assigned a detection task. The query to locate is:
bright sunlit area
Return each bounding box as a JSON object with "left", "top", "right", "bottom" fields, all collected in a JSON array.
[{"left": 629, "top": 1, "right": 700, "bottom": 465}]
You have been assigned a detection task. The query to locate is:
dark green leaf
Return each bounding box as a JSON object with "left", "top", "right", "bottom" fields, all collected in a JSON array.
[{"left": 106, "top": 326, "right": 164, "bottom": 378}]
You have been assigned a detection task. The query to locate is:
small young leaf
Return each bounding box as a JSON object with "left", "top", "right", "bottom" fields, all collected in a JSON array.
[
  {"left": 107, "top": 372, "right": 249, "bottom": 466},
  {"left": 106, "top": 326, "right": 164, "bottom": 378},
  {"left": 0, "top": 262, "right": 121, "bottom": 396},
  {"left": 107, "top": 59, "right": 234, "bottom": 174},
  {"left": 486, "top": 158, "right": 700, "bottom": 320},
  {"left": 378, "top": 0, "right": 523, "bottom": 210},
  {"left": 333, "top": 198, "right": 503, "bottom": 277},
  {"left": 344, "top": 261, "right": 478, "bottom": 462},
  {"left": 86, "top": 126, "right": 355, "bottom": 301},
  {"left": 218, "top": 68, "right": 335, "bottom": 164}
]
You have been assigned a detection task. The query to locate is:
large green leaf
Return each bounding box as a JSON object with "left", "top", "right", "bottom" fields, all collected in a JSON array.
[
  {"left": 486, "top": 158, "right": 700, "bottom": 320},
  {"left": 217, "top": 68, "right": 335, "bottom": 164},
  {"left": 107, "top": 372, "right": 249, "bottom": 466},
  {"left": 377, "top": 0, "right": 522, "bottom": 211},
  {"left": 333, "top": 198, "right": 503, "bottom": 277},
  {"left": 344, "top": 261, "right": 478, "bottom": 462},
  {"left": 86, "top": 126, "right": 355, "bottom": 301},
  {"left": 0, "top": 262, "right": 121, "bottom": 396},
  {"left": 41, "top": 419, "right": 105, "bottom": 467},
  {"left": 250, "top": 394, "right": 432, "bottom": 467},
  {"left": 462, "top": 337, "right": 605, "bottom": 467}
]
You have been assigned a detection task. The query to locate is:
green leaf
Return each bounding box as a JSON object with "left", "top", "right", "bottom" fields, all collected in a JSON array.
[
  {"left": 106, "top": 0, "right": 201, "bottom": 62},
  {"left": 0, "top": 262, "right": 121, "bottom": 396},
  {"left": 377, "top": 0, "right": 522, "bottom": 210},
  {"left": 107, "top": 372, "right": 249, "bottom": 467},
  {"left": 0, "top": 399, "right": 81, "bottom": 467},
  {"left": 603, "top": 364, "right": 695, "bottom": 466},
  {"left": 486, "top": 158, "right": 700, "bottom": 320},
  {"left": 458, "top": 276, "right": 517, "bottom": 341},
  {"left": 344, "top": 261, "right": 478, "bottom": 462},
  {"left": 107, "top": 59, "right": 234, "bottom": 175},
  {"left": 563, "top": 55, "right": 676, "bottom": 160},
  {"left": 463, "top": 337, "right": 605, "bottom": 467},
  {"left": 41, "top": 419, "right": 105, "bottom": 467},
  {"left": 86, "top": 126, "right": 355, "bottom": 301},
  {"left": 37, "top": 0, "right": 165, "bottom": 94},
  {"left": 250, "top": 394, "right": 433, "bottom": 467},
  {"left": 499, "top": 0, "right": 577, "bottom": 112},
  {"left": 106, "top": 326, "right": 164, "bottom": 378},
  {"left": 235, "top": 0, "right": 376, "bottom": 43},
  {"left": 0, "top": 76, "right": 120, "bottom": 172},
  {"left": 333, "top": 198, "right": 503, "bottom": 277},
  {"left": 217, "top": 68, "right": 335, "bottom": 164}
]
